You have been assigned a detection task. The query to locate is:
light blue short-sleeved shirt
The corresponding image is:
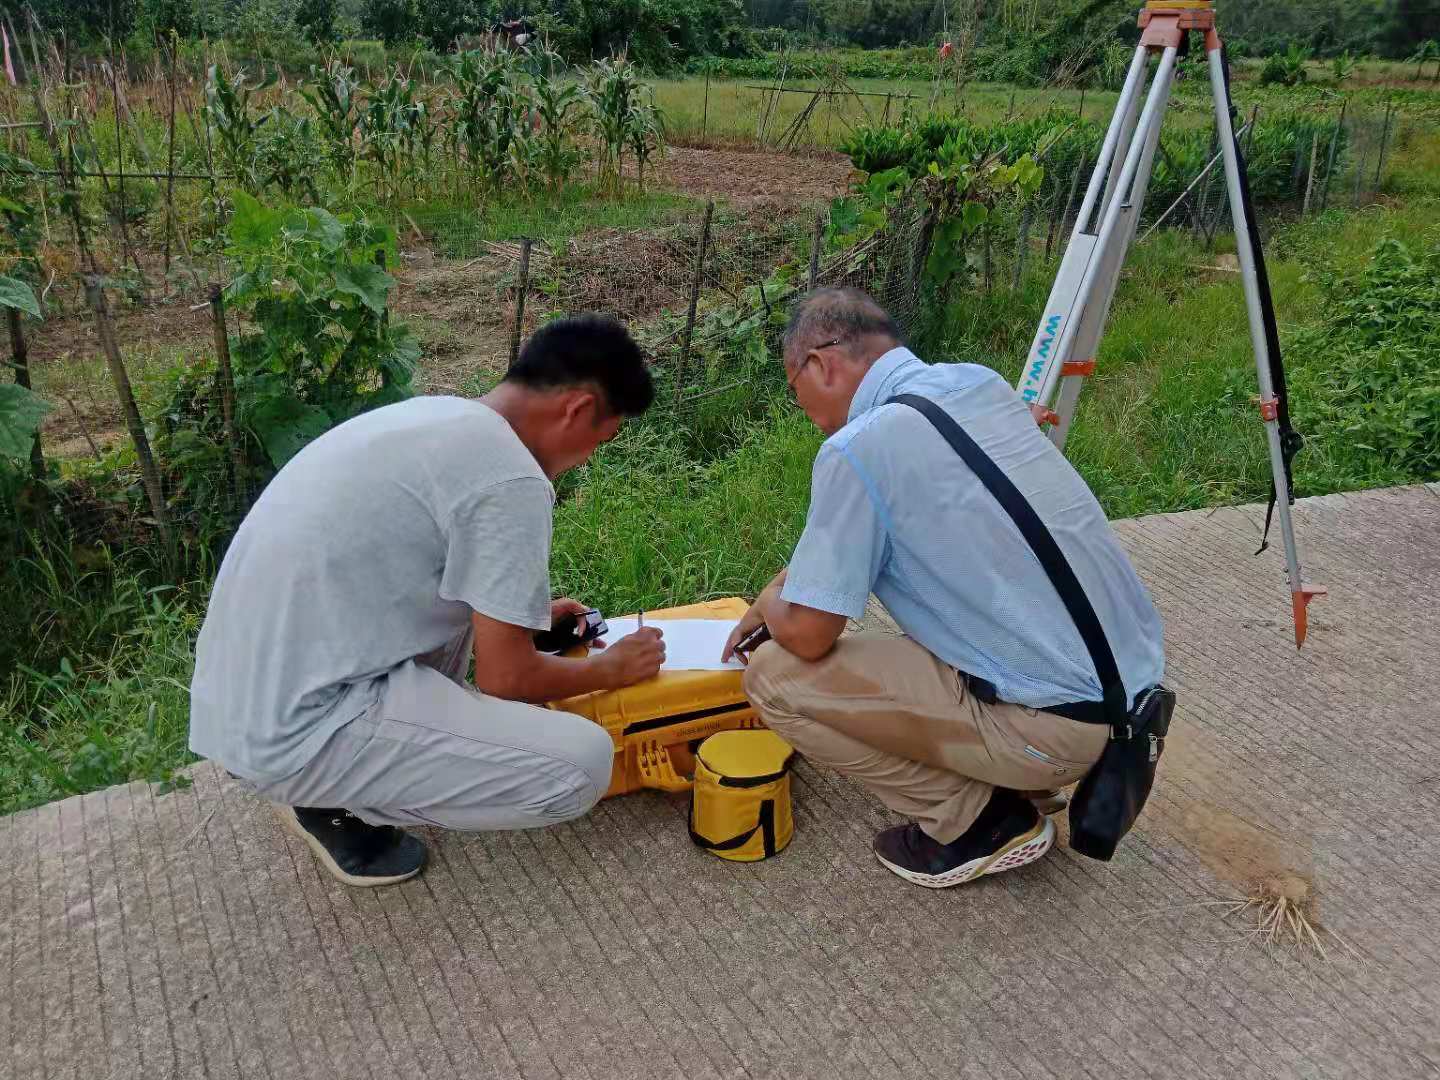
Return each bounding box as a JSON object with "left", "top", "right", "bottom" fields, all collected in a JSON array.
[{"left": 781, "top": 348, "right": 1165, "bottom": 709}]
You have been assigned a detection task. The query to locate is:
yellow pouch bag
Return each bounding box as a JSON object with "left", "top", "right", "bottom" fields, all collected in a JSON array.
[{"left": 689, "top": 729, "right": 796, "bottom": 862}]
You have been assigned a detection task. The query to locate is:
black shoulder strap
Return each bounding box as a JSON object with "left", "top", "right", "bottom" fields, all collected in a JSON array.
[{"left": 887, "top": 394, "right": 1129, "bottom": 727}]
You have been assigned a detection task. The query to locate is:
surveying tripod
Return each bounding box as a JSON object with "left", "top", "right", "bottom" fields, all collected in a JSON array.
[{"left": 1015, "top": 0, "right": 1325, "bottom": 648}]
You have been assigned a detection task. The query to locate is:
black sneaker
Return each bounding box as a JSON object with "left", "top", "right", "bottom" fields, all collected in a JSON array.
[
  {"left": 873, "top": 788, "right": 1055, "bottom": 889},
  {"left": 273, "top": 805, "right": 428, "bottom": 887}
]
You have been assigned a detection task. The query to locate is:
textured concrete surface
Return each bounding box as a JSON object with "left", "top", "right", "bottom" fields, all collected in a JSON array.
[{"left": 4, "top": 485, "right": 1440, "bottom": 1080}]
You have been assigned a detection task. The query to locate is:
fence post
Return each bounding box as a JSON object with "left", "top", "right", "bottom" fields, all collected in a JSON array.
[
  {"left": 507, "top": 237, "right": 533, "bottom": 368},
  {"left": 1013, "top": 194, "right": 1035, "bottom": 290},
  {"left": 207, "top": 282, "right": 246, "bottom": 505},
  {"left": 982, "top": 220, "right": 993, "bottom": 293},
  {"left": 1319, "top": 98, "right": 1347, "bottom": 215},
  {"left": 1061, "top": 151, "right": 1086, "bottom": 238},
  {"left": 86, "top": 274, "right": 169, "bottom": 542},
  {"left": 163, "top": 32, "right": 178, "bottom": 275},
  {"left": 1352, "top": 118, "right": 1369, "bottom": 206},
  {"left": 702, "top": 69, "right": 711, "bottom": 141},
  {"left": 1373, "top": 99, "right": 1394, "bottom": 191},
  {"left": 8, "top": 306, "right": 44, "bottom": 480},
  {"left": 675, "top": 200, "right": 715, "bottom": 405},
  {"left": 808, "top": 211, "right": 823, "bottom": 290},
  {"left": 1302, "top": 130, "right": 1320, "bottom": 217},
  {"left": 1045, "top": 173, "right": 1062, "bottom": 262}
]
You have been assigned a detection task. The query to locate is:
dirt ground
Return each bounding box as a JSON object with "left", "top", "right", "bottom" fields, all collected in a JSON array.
[
  {"left": 651, "top": 144, "right": 854, "bottom": 208},
  {"left": 28, "top": 144, "right": 854, "bottom": 457}
]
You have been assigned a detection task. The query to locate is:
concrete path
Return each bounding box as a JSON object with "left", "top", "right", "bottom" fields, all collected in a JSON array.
[{"left": 5, "top": 485, "right": 1439, "bottom": 1080}]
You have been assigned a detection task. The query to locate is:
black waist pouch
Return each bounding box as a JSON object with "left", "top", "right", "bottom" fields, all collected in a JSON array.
[{"left": 1068, "top": 685, "right": 1176, "bottom": 861}]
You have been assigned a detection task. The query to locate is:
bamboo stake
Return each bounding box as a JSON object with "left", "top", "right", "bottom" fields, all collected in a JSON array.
[
  {"left": 86, "top": 274, "right": 170, "bottom": 541},
  {"left": 701, "top": 68, "right": 710, "bottom": 141},
  {"left": 64, "top": 396, "right": 102, "bottom": 460},
  {"left": 163, "top": 33, "right": 179, "bottom": 274},
  {"left": 8, "top": 306, "right": 44, "bottom": 479},
  {"left": 507, "top": 237, "right": 533, "bottom": 368},
  {"left": 1319, "top": 98, "right": 1347, "bottom": 214},
  {"left": 1013, "top": 195, "right": 1034, "bottom": 289},
  {"left": 675, "top": 200, "right": 714, "bottom": 405},
  {"left": 1062, "top": 150, "right": 1086, "bottom": 235},
  {"left": 1302, "top": 130, "right": 1319, "bottom": 217},
  {"left": 1373, "top": 99, "right": 1393, "bottom": 191},
  {"left": 808, "top": 211, "right": 824, "bottom": 290},
  {"left": 208, "top": 283, "right": 246, "bottom": 503},
  {"left": 107, "top": 23, "right": 138, "bottom": 277}
]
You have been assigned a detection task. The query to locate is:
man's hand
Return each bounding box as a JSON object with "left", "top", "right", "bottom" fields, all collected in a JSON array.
[
  {"left": 722, "top": 570, "right": 787, "bottom": 664},
  {"left": 722, "top": 601, "right": 768, "bottom": 665},
  {"left": 549, "top": 597, "right": 603, "bottom": 647},
  {"left": 593, "top": 628, "right": 666, "bottom": 688}
]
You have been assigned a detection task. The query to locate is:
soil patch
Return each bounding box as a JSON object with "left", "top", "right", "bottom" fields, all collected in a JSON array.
[{"left": 650, "top": 145, "right": 853, "bottom": 208}]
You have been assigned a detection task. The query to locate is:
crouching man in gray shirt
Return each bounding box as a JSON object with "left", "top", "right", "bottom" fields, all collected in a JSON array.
[{"left": 189, "top": 316, "right": 665, "bottom": 887}]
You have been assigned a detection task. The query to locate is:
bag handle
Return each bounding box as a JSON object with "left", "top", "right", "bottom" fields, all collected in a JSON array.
[
  {"left": 887, "top": 394, "right": 1129, "bottom": 731},
  {"left": 689, "top": 799, "right": 777, "bottom": 857}
]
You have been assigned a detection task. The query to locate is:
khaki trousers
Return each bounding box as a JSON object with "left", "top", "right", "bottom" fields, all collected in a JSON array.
[{"left": 742, "top": 633, "right": 1108, "bottom": 844}]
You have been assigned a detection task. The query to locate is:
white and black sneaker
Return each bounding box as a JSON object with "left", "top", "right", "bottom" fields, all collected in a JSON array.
[
  {"left": 273, "top": 805, "right": 428, "bottom": 887},
  {"left": 873, "top": 788, "right": 1055, "bottom": 889}
]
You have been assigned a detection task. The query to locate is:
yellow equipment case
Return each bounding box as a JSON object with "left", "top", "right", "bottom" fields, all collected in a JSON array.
[{"left": 546, "top": 598, "right": 764, "bottom": 799}]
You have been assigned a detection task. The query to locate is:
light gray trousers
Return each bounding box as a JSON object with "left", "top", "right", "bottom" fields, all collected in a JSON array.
[{"left": 256, "top": 629, "right": 616, "bottom": 831}]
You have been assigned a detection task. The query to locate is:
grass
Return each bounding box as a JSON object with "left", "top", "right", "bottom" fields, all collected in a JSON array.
[
  {"left": 0, "top": 536, "right": 203, "bottom": 815},
  {"left": 655, "top": 76, "right": 1155, "bottom": 150}
]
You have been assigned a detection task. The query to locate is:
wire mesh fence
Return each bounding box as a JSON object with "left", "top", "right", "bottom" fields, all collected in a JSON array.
[{"left": 5, "top": 91, "right": 1413, "bottom": 562}]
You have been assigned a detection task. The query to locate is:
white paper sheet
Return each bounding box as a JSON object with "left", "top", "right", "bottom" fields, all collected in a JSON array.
[{"left": 599, "top": 617, "right": 744, "bottom": 671}]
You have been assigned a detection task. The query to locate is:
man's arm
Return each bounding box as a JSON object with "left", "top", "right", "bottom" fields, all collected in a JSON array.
[
  {"left": 470, "top": 610, "right": 664, "bottom": 703},
  {"left": 722, "top": 568, "right": 846, "bottom": 663},
  {"left": 722, "top": 443, "right": 884, "bottom": 665}
]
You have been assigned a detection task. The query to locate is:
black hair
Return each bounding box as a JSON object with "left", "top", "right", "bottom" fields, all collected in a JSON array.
[{"left": 505, "top": 314, "right": 655, "bottom": 417}]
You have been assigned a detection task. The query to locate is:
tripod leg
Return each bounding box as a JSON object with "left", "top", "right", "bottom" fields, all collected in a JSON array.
[
  {"left": 1046, "top": 46, "right": 1180, "bottom": 450},
  {"left": 1207, "top": 39, "right": 1323, "bottom": 647},
  {"left": 1016, "top": 45, "right": 1151, "bottom": 412}
]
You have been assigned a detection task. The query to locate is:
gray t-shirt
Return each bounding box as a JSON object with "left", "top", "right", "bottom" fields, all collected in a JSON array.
[{"left": 189, "top": 396, "right": 555, "bottom": 783}]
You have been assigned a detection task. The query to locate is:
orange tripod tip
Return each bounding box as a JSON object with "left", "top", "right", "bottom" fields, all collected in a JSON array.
[{"left": 1292, "top": 586, "right": 1327, "bottom": 649}]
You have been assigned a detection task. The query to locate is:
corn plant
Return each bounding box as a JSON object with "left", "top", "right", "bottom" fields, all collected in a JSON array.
[
  {"left": 205, "top": 64, "right": 277, "bottom": 194},
  {"left": 300, "top": 59, "right": 362, "bottom": 181},
  {"left": 531, "top": 61, "right": 583, "bottom": 191},
  {"left": 360, "top": 70, "right": 428, "bottom": 202},
  {"left": 584, "top": 57, "right": 648, "bottom": 197},
  {"left": 446, "top": 49, "right": 532, "bottom": 194},
  {"left": 626, "top": 94, "right": 665, "bottom": 194}
]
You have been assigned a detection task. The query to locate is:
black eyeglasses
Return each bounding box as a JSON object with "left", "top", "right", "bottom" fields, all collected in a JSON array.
[{"left": 786, "top": 337, "right": 844, "bottom": 398}]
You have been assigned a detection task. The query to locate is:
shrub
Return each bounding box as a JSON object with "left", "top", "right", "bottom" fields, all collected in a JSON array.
[{"left": 1290, "top": 238, "right": 1440, "bottom": 483}]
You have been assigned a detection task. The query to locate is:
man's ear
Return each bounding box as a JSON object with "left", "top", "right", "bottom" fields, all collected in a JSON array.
[{"left": 560, "top": 388, "right": 602, "bottom": 428}]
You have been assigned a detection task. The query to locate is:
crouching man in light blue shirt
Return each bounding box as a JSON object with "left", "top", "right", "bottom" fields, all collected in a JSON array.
[{"left": 723, "top": 288, "right": 1165, "bottom": 888}]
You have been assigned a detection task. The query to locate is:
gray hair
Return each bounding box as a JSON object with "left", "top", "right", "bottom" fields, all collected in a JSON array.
[{"left": 781, "top": 287, "right": 901, "bottom": 360}]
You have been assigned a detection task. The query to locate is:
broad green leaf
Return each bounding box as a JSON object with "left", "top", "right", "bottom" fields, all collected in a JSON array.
[
  {"left": 304, "top": 207, "right": 347, "bottom": 252},
  {"left": 0, "top": 275, "right": 40, "bottom": 317},
  {"left": 961, "top": 202, "right": 989, "bottom": 231},
  {"left": 249, "top": 395, "right": 331, "bottom": 467},
  {"left": 0, "top": 383, "right": 51, "bottom": 459},
  {"left": 332, "top": 263, "right": 393, "bottom": 316},
  {"left": 228, "top": 191, "right": 284, "bottom": 250}
]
